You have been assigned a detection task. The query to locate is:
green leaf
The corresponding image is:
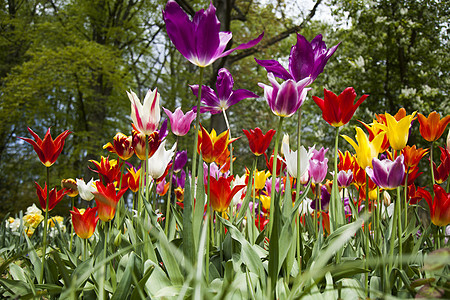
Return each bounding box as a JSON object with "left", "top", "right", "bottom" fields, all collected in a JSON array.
[{"left": 111, "top": 253, "right": 135, "bottom": 300}]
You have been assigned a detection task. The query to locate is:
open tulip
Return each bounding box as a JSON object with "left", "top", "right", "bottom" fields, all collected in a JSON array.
[
  {"left": 19, "top": 127, "right": 71, "bottom": 167},
  {"left": 132, "top": 130, "right": 162, "bottom": 161},
  {"left": 148, "top": 140, "right": 177, "bottom": 179},
  {"left": 163, "top": 1, "right": 263, "bottom": 67},
  {"left": 402, "top": 145, "right": 428, "bottom": 171},
  {"left": 312, "top": 87, "right": 368, "bottom": 127},
  {"left": 126, "top": 167, "right": 140, "bottom": 193},
  {"left": 365, "top": 155, "right": 405, "bottom": 190},
  {"left": 89, "top": 156, "right": 122, "bottom": 185},
  {"left": 35, "top": 182, "right": 69, "bottom": 211},
  {"left": 93, "top": 182, "right": 127, "bottom": 222},
  {"left": 381, "top": 111, "right": 416, "bottom": 151},
  {"left": 242, "top": 127, "right": 276, "bottom": 156},
  {"left": 255, "top": 33, "right": 339, "bottom": 83},
  {"left": 103, "top": 132, "right": 134, "bottom": 160},
  {"left": 70, "top": 207, "right": 99, "bottom": 239},
  {"left": 259, "top": 73, "right": 311, "bottom": 117},
  {"left": 417, "top": 111, "right": 450, "bottom": 142},
  {"left": 342, "top": 127, "right": 385, "bottom": 169},
  {"left": 207, "top": 175, "right": 246, "bottom": 212},
  {"left": 127, "top": 89, "right": 160, "bottom": 136},
  {"left": 198, "top": 125, "right": 234, "bottom": 164},
  {"left": 190, "top": 68, "right": 259, "bottom": 114},
  {"left": 76, "top": 178, "right": 97, "bottom": 201},
  {"left": 163, "top": 107, "right": 196, "bottom": 136}
]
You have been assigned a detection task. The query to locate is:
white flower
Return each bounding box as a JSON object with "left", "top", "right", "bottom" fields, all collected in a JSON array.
[
  {"left": 232, "top": 174, "right": 246, "bottom": 206},
  {"left": 147, "top": 140, "right": 176, "bottom": 179},
  {"left": 76, "top": 178, "right": 97, "bottom": 201},
  {"left": 6, "top": 217, "right": 21, "bottom": 232},
  {"left": 282, "top": 142, "right": 312, "bottom": 179},
  {"left": 26, "top": 203, "right": 42, "bottom": 215},
  {"left": 128, "top": 89, "right": 161, "bottom": 135}
]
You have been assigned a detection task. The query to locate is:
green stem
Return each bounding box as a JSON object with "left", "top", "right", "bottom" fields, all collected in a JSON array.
[
  {"left": 222, "top": 108, "right": 233, "bottom": 175},
  {"left": 40, "top": 166, "right": 50, "bottom": 284},
  {"left": 191, "top": 67, "right": 205, "bottom": 197},
  {"left": 83, "top": 238, "right": 87, "bottom": 261},
  {"left": 206, "top": 163, "right": 211, "bottom": 283},
  {"left": 252, "top": 159, "right": 257, "bottom": 243},
  {"left": 295, "top": 109, "right": 303, "bottom": 271},
  {"left": 365, "top": 175, "right": 369, "bottom": 297},
  {"left": 268, "top": 116, "right": 284, "bottom": 236},
  {"left": 397, "top": 185, "right": 403, "bottom": 290},
  {"left": 430, "top": 142, "right": 435, "bottom": 188},
  {"left": 404, "top": 168, "right": 409, "bottom": 229},
  {"left": 331, "top": 126, "right": 341, "bottom": 233},
  {"left": 165, "top": 138, "right": 178, "bottom": 236},
  {"left": 70, "top": 197, "right": 74, "bottom": 251}
]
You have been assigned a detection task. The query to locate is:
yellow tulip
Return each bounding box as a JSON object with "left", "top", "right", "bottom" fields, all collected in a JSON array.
[
  {"left": 342, "top": 127, "right": 385, "bottom": 169},
  {"left": 384, "top": 112, "right": 416, "bottom": 150},
  {"left": 254, "top": 170, "right": 271, "bottom": 190}
]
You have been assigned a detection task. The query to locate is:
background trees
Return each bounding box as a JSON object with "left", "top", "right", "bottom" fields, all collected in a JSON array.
[{"left": 0, "top": 0, "right": 447, "bottom": 218}]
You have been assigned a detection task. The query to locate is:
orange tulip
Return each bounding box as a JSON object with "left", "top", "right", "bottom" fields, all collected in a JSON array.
[
  {"left": 70, "top": 207, "right": 99, "bottom": 239},
  {"left": 198, "top": 124, "right": 235, "bottom": 164},
  {"left": 402, "top": 145, "right": 428, "bottom": 171},
  {"left": 89, "top": 156, "right": 122, "bottom": 185},
  {"left": 207, "top": 175, "right": 245, "bottom": 212},
  {"left": 417, "top": 111, "right": 450, "bottom": 142},
  {"left": 93, "top": 182, "right": 127, "bottom": 222},
  {"left": 419, "top": 185, "right": 450, "bottom": 227}
]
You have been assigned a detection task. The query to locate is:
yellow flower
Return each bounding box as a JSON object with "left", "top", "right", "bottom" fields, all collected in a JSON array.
[
  {"left": 254, "top": 170, "right": 270, "bottom": 190},
  {"left": 384, "top": 112, "right": 416, "bottom": 150},
  {"left": 23, "top": 213, "right": 44, "bottom": 228},
  {"left": 342, "top": 127, "right": 385, "bottom": 169},
  {"left": 259, "top": 193, "right": 271, "bottom": 211},
  {"left": 48, "top": 216, "right": 64, "bottom": 228}
]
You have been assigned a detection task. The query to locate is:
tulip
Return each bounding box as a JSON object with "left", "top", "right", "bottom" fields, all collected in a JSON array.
[
  {"left": 163, "top": 1, "right": 263, "bottom": 67},
  {"left": 148, "top": 140, "right": 177, "bottom": 179},
  {"left": 309, "top": 147, "right": 329, "bottom": 184},
  {"left": 89, "top": 156, "right": 122, "bottom": 185},
  {"left": 342, "top": 127, "right": 385, "bottom": 169},
  {"left": 156, "top": 178, "right": 170, "bottom": 196},
  {"left": 264, "top": 151, "right": 285, "bottom": 177},
  {"left": 126, "top": 168, "right": 140, "bottom": 193},
  {"left": 258, "top": 73, "right": 311, "bottom": 117},
  {"left": 365, "top": 155, "right": 405, "bottom": 190},
  {"left": 163, "top": 107, "right": 196, "bottom": 136},
  {"left": 35, "top": 182, "right": 68, "bottom": 211},
  {"left": 61, "top": 178, "right": 78, "bottom": 197},
  {"left": 127, "top": 89, "right": 160, "bottom": 136},
  {"left": 242, "top": 127, "right": 276, "bottom": 156},
  {"left": 207, "top": 175, "right": 246, "bottom": 212},
  {"left": 255, "top": 33, "right": 339, "bottom": 83},
  {"left": 70, "top": 207, "right": 99, "bottom": 239},
  {"left": 252, "top": 169, "right": 271, "bottom": 191},
  {"left": 382, "top": 111, "right": 416, "bottom": 151},
  {"left": 418, "top": 185, "right": 450, "bottom": 227},
  {"left": 93, "top": 182, "right": 127, "bottom": 222},
  {"left": 338, "top": 150, "right": 354, "bottom": 171},
  {"left": 132, "top": 130, "right": 162, "bottom": 160},
  {"left": 433, "top": 147, "right": 450, "bottom": 184},
  {"left": 312, "top": 87, "right": 368, "bottom": 127},
  {"left": 173, "top": 150, "right": 187, "bottom": 173},
  {"left": 402, "top": 145, "right": 428, "bottom": 170},
  {"left": 417, "top": 111, "right": 450, "bottom": 142},
  {"left": 19, "top": 127, "right": 71, "bottom": 167},
  {"left": 198, "top": 124, "right": 233, "bottom": 164},
  {"left": 311, "top": 185, "right": 331, "bottom": 211},
  {"left": 103, "top": 132, "right": 134, "bottom": 160},
  {"left": 282, "top": 142, "right": 311, "bottom": 179},
  {"left": 190, "top": 68, "right": 259, "bottom": 114},
  {"left": 76, "top": 178, "right": 97, "bottom": 201},
  {"left": 337, "top": 170, "right": 354, "bottom": 188}
]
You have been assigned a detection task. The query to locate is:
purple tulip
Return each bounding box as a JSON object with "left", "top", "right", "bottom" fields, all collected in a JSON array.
[
  {"left": 190, "top": 68, "right": 259, "bottom": 114},
  {"left": 173, "top": 150, "right": 187, "bottom": 173},
  {"left": 310, "top": 185, "right": 330, "bottom": 211},
  {"left": 255, "top": 33, "right": 339, "bottom": 83},
  {"left": 163, "top": 1, "right": 263, "bottom": 67},
  {"left": 258, "top": 73, "right": 311, "bottom": 117},
  {"left": 365, "top": 155, "right": 405, "bottom": 190},
  {"left": 173, "top": 169, "right": 186, "bottom": 189},
  {"left": 309, "top": 147, "right": 329, "bottom": 184},
  {"left": 163, "top": 107, "right": 196, "bottom": 136},
  {"left": 337, "top": 170, "right": 353, "bottom": 188}
]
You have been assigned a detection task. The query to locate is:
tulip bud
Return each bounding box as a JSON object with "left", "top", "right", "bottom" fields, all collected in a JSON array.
[
  {"left": 383, "top": 190, "right": 391, "bottom": 207},
  {"left": 114, "top": 231, "right": 122, "bottom": 247}
]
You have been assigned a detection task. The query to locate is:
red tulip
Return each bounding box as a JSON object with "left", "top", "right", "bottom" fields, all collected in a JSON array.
[
  {"left": 19, "top": 127, "right": 71, "bottom": 167},
  {"left": 207, "top": 175, "right": 245, "bottom": 212},
  {"left": 70, "top": 207, "right": 99, "bottom": 239},
  {"left": 419, "top": 185, "right": 450, "bottom": 227},
  {"left": 242, "top": 127, "right": 276, "bottom": 156},
  {"left": 35, "top": 182, "right": 68, "bottom": 211},
  {"left": 93, "top": 182, "right": 127, "bottom": 222}
]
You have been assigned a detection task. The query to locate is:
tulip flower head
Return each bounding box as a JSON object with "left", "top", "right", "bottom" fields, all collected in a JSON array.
[
  {"left": 259, "top": 73, "right": 311, "bottom": 117},
  {"left": 89, "top": 156, "right": 122, "bottom": 185},
  {"left": 309, "top": 147, "right": 329, "bottom": 184},
  {"left": 35, "top": 182, "right": 69, "bottom": 211},
  {"left": 419, "top": 185, "right": 450, "bottom": 227},
  {"left": 61, "top": 178, "right": 79, "bottom": 197},
  {"left": 207, "top": 175, "right": 246, "bottom": 212},
  {"left": 242, "top": 127, "right": 276, "bottom": 156},
  {"left": 163, "top": 107, "right": 196, "bottom": 136},
  {"left": 173, "top": 150, "right": 187, "bottom": 173},
  {"left": 433, "top": 147, "right": 450, "bottom": 184},
  {"left": 198, "top": 125, "right": 234, "bottom": 164},
  {"left": 163, "top": 1, "right": 263, "bottom": 67},
  {"left": 128, "top": 89, "right": 161, "bottom": 136},
  {"left": 191, "top": 68, "right": 259, "bottom": 114},
  {"left": 402, "top": 145, "right": 428, "bottom": 171},
  {"left": 256, "top": 33, "right": 339, "bottom": 83},
  {"left": 282, "top": 142, "right": 312, "bottom": 179},
  {"left": 103, "top": 132, "right": 134, "bottom": 160},
  {"left": 76, "top": 178, "right": 97, "bottom": 201},
  {"left": 342, "top": 127, "right": 385, "bottom": 169},
  {"left": 19, "top": 127, "right": 71, "bottom": 167},
  {"left": 70, "top": 207, "right": 99, "bottom": 239},
  {"left": 93, "top": 182, "right": 127, "bottom": 222},
  {"left": 381, "top": 111, "right": 416, "bottom": 151},
  {"left": 337, "top": 170, "right": 354, "bottom": 188},
  {"left": 417, "top": 111, "right": 450, "bottom": 142},
  {"left": 148, "top": 140, "right": 177, "bottom": 179},
  {"left": 312, "top": 87, "right": 368, "bottom": 127},
  {"left": 365, "top": 155, "right": 405, "bottom": 190},
  {"left": 126, "top": 167, "right": 140, "bottom": 193}
]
